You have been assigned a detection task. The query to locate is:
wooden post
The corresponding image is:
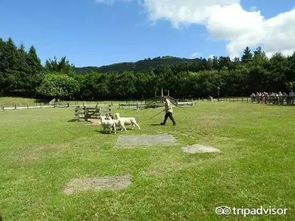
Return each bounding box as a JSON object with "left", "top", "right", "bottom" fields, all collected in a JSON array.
[
  {"left": 84, "top": 106, "right": 88, "bottom": 120},
  {"left": 109, "top": 105, "right": 111, "bottom": 115}
]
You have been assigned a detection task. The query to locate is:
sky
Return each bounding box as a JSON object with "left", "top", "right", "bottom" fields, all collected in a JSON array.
[{"left": 0, "top": 0, "right": 294, "bottom": 67}]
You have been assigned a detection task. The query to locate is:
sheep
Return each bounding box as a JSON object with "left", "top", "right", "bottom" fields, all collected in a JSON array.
[
  {"left": 99, "top": 116, "right": 116, "bottom": 134},
  {"left": 114, "top": 113, "right": 140, "bottom": 130},
  {"left": 106, "top": 115, "right": 127, "bottom": 132}
]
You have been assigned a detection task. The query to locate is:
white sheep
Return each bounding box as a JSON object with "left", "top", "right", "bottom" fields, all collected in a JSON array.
[
  {"left": 99, "top": 116, "right": 117, "bottom": 134},
  {"left": 106, "top": 115, "right": 127, "bottom": 132},
  {"left": 114, "top": 113, "right": 140, "bottom": 130}
]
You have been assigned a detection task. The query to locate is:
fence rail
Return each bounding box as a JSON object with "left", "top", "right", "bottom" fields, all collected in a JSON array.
[
  {"left": 1, "top": 104, "right": 55, "bottom": 111},
  {"left": 217, "top": 96, "right": 295, "bottom": 105},
  {"left": 217, "top": 97, "right": 250, "bottom": 102},
  {"left": 0, "top": 102, "right": 104, "bottom": 111},
  {"left": 1, "top": 96, "right": 293, "bottom": 111}
]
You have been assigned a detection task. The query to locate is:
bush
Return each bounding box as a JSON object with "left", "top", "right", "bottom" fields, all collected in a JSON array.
[{"left": 37, "top": 73, "right": 79, "bottom": 99}]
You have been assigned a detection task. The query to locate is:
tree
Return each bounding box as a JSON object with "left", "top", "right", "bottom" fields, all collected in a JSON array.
[
  {"left": 0, "top": 38, "right": 22, "bottom": 93},
  {"left": 37, "top": 73, "right": 80, "bottom": 99},
  {"left": 45, "top": 57, "right": 73, "bottom": 75},
  {"left": 24, "top": 46, "right": 43, "bottom": 94},
  {"left": 267, "top": 53, "right": 288, "bottom": 91},
  {"left": 253, "top": 47, "right": 268, "bottom": 66},
  {"left": 241, "top": 47, "right": 253, "bottom": 63}
]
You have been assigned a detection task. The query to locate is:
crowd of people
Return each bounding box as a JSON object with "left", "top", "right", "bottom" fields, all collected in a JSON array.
[{"left": 250, "top": 91, "right": 295, "bottom": 105}]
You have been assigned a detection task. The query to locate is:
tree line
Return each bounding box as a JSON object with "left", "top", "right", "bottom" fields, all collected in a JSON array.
[{"left": 0, "top": 37, "right": 294, "bottom": 100}]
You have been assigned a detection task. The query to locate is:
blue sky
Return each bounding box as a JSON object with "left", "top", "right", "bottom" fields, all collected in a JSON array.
[{"left": 0, "top": 0, "right": 294, "bottom": 67}]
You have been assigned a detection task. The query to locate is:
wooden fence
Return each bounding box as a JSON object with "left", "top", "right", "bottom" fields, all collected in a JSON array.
[
  {"left": 0, "top": 102, "right": 99, "bottom": 111},
  {"left": 0, "top": 103, "right": 54, "bottom": 111},
  {"left": 217, "top": 97, "right": 250, "bottom": 102},
  {"left": 75, "top": 105, "right": 112, "bottom": 121},
  {"left": 217, "top": 96, "right": 295, "bottom": 105}
]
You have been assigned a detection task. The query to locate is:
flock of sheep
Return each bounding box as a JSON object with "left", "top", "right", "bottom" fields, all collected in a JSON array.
[{"left": 99, "top": 113, "right": 140, "bottom": 134}]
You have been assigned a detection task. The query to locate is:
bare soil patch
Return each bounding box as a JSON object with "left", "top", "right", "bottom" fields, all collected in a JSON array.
[
  {"left": 182, "top": 144, "right": 221, "bottom": 154},
  {"left": 63, "top": 175, "right": 132, "bottom": 195},
  {"left": 116, "top": 134, "right": 177, "bottom": 148},
  {"left": 87, "top": 119, "right": 101, "bottom": 125}
]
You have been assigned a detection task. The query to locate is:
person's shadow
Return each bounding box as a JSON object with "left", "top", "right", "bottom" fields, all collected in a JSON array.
[{"left": 150, "top": 123, "right": 161, "bottom": 126}]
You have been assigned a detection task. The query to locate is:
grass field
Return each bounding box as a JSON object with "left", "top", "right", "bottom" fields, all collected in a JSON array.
[
  {"left": 0, "top": 96, "right": 145, "bottom": 107},
  {"left": 0, "top": 97, "right": 44, "bottom": 106},
  {"left": 0, "top": 101, "right": 294, "bottom": 220}
]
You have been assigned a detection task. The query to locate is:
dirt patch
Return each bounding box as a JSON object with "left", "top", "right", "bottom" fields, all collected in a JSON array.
[
  {"left": 87, "top": 119, "right": 101, "bottom": 125},
  {"left": 116, "top": 134, "right": 178, "bottom": 148},
  {"left": 63, "top": 175, "right": 132, "bottom": 195},
  {"left": 20, "top": 148, "right": 44, "bottom": 162},
  {"left": 182, "top": 144, "right": 221, "bottom": 154}
]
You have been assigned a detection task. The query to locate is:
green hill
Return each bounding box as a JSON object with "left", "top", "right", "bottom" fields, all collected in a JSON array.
[{"left": 75, "top": 56, "right": 202, "bottom": 73}]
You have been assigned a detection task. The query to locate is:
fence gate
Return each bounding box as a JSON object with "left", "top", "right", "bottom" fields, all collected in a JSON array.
[{"left": 75, "top": 105, "right": 112, "bottom": 121}]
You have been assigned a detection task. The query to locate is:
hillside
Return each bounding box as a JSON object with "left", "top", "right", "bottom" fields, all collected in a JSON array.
[{"left": 75, "top": 56, "right": 202, "bottom": 73}]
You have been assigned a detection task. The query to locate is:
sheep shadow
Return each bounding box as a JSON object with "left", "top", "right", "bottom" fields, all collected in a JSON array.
[
  {"left": 68, "top": 119, "right": 79, "bottom": 122},
  {"left": 96, "top": 126, "right": 137, "bottom": 134},
  {"left": 96, "top": 129, "right": 116, "bottom": 135}
]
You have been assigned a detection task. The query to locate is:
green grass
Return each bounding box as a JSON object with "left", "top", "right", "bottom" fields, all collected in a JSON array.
[
  {"left": 0, "top": 96, "right": 145, "bottom": 107},
  {"left": 0, "top": 96, "right": 45, "bottom": 106},
  {"left": 0, "top": 102, "right": 294, "bottom": 220}
]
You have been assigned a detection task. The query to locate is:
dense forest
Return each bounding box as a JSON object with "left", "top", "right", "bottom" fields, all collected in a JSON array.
[{"left": 0, "top": 37, "right": 294, "bottom": 100}]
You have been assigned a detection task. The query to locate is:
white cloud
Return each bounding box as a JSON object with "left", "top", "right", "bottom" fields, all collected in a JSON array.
[
  {"left": 191, "top": 52, "right": 200, "bottom": 58},
  {"left": 95, "top": 0, "right": 131, "bottom": 5},
  {"left": 144, "top": 0, "right": 239, "bottom": 27},
  {"left": 95, "top": 0, "right": 113, "bottom": 4},
  {"left": 250, "top": 6, "right": 257, "bottom": 12},
  {"left": 142, "top": 0, "right": 295, "bottom": 57}
]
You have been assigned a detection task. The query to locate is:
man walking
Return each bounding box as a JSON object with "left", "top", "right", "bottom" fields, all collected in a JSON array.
[{"left": 160, "top": 97, "right": 176, "bottom": 126}]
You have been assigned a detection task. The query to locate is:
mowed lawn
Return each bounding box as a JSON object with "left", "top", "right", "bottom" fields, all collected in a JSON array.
[{"left": 0, "top": 102, "right": 294, "bottom": 220}]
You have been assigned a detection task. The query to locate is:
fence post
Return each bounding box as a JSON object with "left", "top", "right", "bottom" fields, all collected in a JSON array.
[
  {"left": 15, "top": 104, "right": 17, "bottom": 110},
  {"left": 84, "top": 106, "right": 88, "bottom": 120}
]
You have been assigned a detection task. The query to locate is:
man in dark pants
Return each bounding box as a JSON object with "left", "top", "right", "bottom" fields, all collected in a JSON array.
[{"left": 160, "top": 97, "right": 176, "bottom": 126}]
